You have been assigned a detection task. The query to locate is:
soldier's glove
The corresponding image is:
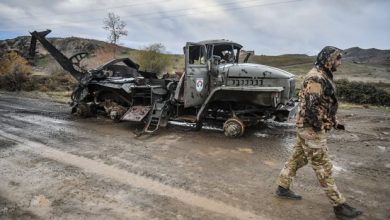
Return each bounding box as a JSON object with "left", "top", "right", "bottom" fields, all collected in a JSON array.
[{"left": 335, "top": 123, "right": 345, "bottom": 130}]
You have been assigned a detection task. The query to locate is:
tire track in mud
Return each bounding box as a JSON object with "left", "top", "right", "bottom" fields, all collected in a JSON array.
[{"left": 0, "top": 130, "right": 267, "bottom": 220}]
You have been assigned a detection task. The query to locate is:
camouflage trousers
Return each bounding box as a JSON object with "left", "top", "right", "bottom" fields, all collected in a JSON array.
[{"left": 277, "top": 127, "right": 346, "bottom": 206}]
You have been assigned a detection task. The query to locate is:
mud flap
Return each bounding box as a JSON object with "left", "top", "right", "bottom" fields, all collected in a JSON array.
[
  {"left": 121, "top": 106, "right": 152, "bottom": 122},
  {"left": 275, "top": 101, "right": 298, "bottom": 122}
]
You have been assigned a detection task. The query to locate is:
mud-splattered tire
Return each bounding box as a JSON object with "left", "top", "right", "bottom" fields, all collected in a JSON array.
[
  {"left": 72, "top": 103, "right": 92, "bottom": 118},
  {"left": 223, "top": 118, "right": 245, "bottom": 137}
]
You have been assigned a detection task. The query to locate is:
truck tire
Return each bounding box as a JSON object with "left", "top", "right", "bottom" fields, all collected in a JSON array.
[{"left": 72, "top": 103, "right": 92, "bottom": 118}]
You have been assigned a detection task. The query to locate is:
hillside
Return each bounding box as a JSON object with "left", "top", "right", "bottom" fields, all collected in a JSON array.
[
  {"left": 242, "top": 49, "right": 389, "bottom": 94},
  {"left": 344, "top": 47, "right": 390, "bottom": 65},
  {"left": 0, "top": 35, "right": 389, "bottom": 89},
  {"left": 2, "top": 35, "right": 389, "bottom": 66},
  {"left": 0, "top": 35, "right": 133, "bottom": 58}
]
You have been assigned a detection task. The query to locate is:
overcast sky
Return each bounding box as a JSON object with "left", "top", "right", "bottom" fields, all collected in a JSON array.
[{"left": 0, "top": 0, "right": 389, "bottom": 55}]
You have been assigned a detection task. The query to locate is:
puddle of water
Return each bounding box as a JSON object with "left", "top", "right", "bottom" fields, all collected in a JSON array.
[
  {"left": 7, "top": 114, "right": 69, "bottom": 126},
  {"left": 268, "top": 121, "right": 296, "bottom": 128},
  {"left": 168, "top": 121, "right": 223, "bottom": 132},
  {"left": 169, "top": 120, "right": 296, "bottom": 134},
  {"left": 377, "top": 146, "right": 386, "bottom": 152},
  {"left": 333, "top": 162, "right": 347, "bottom": 175},
  {"left": 254, "top": 133, "right": 269, "bottom": 138}
]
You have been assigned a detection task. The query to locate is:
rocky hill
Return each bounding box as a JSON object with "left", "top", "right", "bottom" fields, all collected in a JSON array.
[
  {"left": 0, "top": 35, "right": 133, "bottom": 59},
  {"left": 343, "top": 47, "right": 390, "bottom": 65}
]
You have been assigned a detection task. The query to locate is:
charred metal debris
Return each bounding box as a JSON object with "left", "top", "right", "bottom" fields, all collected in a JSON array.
[{"left": 29, "top": 30, "right": 297, "bottom": 137}]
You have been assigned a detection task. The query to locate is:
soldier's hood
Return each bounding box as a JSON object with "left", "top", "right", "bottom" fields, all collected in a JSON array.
[
  {"left": 315, "top": 46, "right": 343, "bottom": 70},
  {"left": 219, "top": 63, "right": 294, "bottom": 79}
]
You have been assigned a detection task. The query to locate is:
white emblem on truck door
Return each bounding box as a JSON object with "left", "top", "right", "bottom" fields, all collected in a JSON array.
[{"left": 196, "top": 78, "right": 203, "bottom": 92}]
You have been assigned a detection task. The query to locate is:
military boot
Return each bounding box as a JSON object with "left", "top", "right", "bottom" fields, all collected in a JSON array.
[
  {"left": 334, "top": 203, "right": 363, "bottom": 218},
  {"left": 275, "top": 186, "right": 302, "bottom": 200}
]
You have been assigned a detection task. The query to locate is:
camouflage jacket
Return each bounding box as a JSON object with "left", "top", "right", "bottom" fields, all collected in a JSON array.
[{"left": 296, "top": 67, "right": 338, "bottom": 131}]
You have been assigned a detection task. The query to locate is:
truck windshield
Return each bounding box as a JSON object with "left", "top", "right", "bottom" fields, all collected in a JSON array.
[{"left": 212, "top": 44, "right": 239, "bottom": 63}]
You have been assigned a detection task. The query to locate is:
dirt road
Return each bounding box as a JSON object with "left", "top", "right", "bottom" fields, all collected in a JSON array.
[{"left": 0, "top": 92, "right": 389, "bottom": 219}]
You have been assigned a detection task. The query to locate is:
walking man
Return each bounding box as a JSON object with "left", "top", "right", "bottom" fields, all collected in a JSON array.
[{"left": 276, "top": 46, "right": 363, "bottom": 218}]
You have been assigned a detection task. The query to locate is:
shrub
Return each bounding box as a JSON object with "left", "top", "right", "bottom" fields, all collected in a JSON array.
[
  {"left": 135, "top": 43, "right": 172, "bottom": 74},
  {"left": 0, "top": 51, "right": 32, "bottom": 91},
  {"left": 0, "top": 51, "right": 78, "bottom": 92},
  {"left": 336, "top": 79, "right": 390, "bottom": 106},
  {"left": 29, "top": 73, "right": 77, "bottom": 92}
]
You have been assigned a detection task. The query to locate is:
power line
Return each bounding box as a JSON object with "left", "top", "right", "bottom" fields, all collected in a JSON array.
[
  {"left": 0, "top": 0, "right": 305, "bottom": 32},
  {"left": 2, "top": 0, "right": 267, "bottom": 22},
  {"left": 0, "top": 0, "right": 172, "bottom": 22},
  {"left": 132, "top": 0, "right": 305, "bottom": 20}
]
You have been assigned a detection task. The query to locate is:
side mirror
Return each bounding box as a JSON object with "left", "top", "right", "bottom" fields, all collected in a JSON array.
[
  {"left": 209, "top": 55, "right": 221, "bottom": 76},
  {"left": 243, "top": 53, "right": 251, "bottom": 63}
]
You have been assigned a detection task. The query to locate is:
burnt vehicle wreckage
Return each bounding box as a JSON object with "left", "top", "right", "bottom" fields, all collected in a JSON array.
[{"left": 29, "top": 30, "right": 297, "bottom": 137}]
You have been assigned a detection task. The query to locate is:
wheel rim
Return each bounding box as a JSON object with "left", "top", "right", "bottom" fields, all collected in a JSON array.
[{"left": 223, "top": 118, "right": 245, "bottom": 137}]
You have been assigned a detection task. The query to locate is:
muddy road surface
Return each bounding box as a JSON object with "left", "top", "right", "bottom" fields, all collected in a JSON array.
[{"left": 0, "top": 92, "right": 389, "bottom": 220}]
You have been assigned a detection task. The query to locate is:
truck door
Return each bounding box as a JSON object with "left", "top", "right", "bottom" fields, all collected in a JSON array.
[{"left": 184, "top": 43, "right": 209, "bottom": 108}]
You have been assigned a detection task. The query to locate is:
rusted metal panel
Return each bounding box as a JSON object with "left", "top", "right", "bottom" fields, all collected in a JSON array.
[{"left": 121, "top": 105, "right": 151, "bottom": 122}]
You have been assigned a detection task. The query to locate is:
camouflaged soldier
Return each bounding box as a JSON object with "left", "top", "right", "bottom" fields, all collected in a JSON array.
[{"left": 275, "top": 46, "right": 363, "bottom": 218}]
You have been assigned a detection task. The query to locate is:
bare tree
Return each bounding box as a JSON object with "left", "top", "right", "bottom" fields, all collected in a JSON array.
[{"left": 103, "top": 12, "right": 128, "bottom": 58}]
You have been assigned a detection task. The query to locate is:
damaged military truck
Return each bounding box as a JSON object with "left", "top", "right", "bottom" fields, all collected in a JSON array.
[{"left": 29, "top": 30, "right": 297, "bottom": 137}]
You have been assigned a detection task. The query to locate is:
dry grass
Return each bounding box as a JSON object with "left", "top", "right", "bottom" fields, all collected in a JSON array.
[
  {"left": 85, "top": 44, "right": 116, "bottom": 69},
  {"left": 246, "top": 54, "right": 315, "bottom": 68}
]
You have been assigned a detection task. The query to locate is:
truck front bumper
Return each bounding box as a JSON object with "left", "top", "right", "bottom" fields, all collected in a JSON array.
[{"left": 276, "top": 100, "right": 299, "bottom": 122}]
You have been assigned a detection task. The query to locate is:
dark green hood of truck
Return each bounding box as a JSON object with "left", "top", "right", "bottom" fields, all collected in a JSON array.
[{"left": 220, "top": 63, "right": 294, "bottom": 79}]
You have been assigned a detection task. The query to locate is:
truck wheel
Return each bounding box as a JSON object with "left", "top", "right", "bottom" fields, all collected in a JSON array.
[
  {"left": 72, "top": 103, "right": 91, "bottom": 118},
  {"left": 223, "top": 118, "right": 245, "bottom": 137}
]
